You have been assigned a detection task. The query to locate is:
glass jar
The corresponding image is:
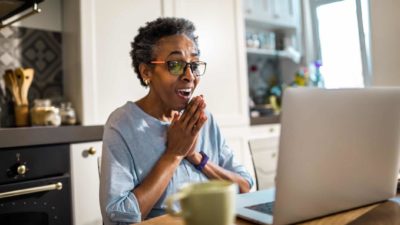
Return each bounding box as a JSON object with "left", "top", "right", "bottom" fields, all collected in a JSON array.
[
  {"left": 31, "top": 99, "right": 61, "bottom": 126},
  {"left": 60, "top": 102, "right": 77, "bottom": 125}
]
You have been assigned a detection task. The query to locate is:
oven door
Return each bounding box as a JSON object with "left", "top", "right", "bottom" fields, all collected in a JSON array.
[{"left": 0, "top": 175, "right": 71, "bottom": 225}]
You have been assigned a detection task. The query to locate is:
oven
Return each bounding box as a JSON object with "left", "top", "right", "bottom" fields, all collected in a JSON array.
[{"left": 0, "top": 144, "right": 71, "bottom": 225}]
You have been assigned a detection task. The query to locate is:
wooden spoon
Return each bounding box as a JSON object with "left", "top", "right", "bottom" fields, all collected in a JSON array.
[
  {"left": 22, "top": 68, "right": 34, "bottom": 105},
  {"left": 15, "top": 67, "right": 34, "bottom": 105},
  {"left": 4, "top": 69, "right": 22, "bottom": 105}
]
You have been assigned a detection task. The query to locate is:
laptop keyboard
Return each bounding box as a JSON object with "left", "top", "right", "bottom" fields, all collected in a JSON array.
[{"left": 245, "top": 201, "right": 274, "bottom": 215}]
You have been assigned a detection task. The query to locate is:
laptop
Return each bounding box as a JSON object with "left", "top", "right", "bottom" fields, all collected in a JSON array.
[{"left": 237, "top": 87, "right": 400, "bottom": 225}]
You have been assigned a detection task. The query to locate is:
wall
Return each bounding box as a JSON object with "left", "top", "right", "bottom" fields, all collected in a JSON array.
[{"left": 370, "top": 0, "right": 400, "bottom": 86}]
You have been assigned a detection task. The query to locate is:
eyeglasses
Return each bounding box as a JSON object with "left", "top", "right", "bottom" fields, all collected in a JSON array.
[{"left": 150, "top": 60, "right": 207, "bottom": 76}]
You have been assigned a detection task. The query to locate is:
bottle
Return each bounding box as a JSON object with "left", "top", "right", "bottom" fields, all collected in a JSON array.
[
  {"left": 311, "top": 60, "right": 325, "bottom": 88},
  {"left": 60, "top": 102, "right": 77, "bottom": 125}
]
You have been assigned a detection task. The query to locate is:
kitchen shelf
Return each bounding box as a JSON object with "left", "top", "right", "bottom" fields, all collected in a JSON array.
[
  {"left": 247, "top": 48, "right": 301, "bottom": 63},
  {"left": 247, "top": 48, "right": 292, "bottom": 58},
  {"left": 245, "top": 17, "right": 297, "bottom": 31},
  {"left": 250, "top": 114, "right": 280, "bottom": 125}
]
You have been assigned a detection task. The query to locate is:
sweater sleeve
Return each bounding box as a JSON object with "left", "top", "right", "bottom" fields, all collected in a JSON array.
[
  {"left": 207, "top": 113, "right": 255, "bottom": 189},
  {"left": 100, "top": 125, "right": 142, "bottom": 224}
]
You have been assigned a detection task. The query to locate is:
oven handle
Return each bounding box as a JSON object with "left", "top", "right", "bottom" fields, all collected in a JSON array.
[{"left": 0, "top": 182, "right": 63, "bottom": 199}]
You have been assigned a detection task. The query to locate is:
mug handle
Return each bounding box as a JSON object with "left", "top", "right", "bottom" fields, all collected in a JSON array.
[{"left": 166, "top": 192, "right": 187, "bottom": 217}]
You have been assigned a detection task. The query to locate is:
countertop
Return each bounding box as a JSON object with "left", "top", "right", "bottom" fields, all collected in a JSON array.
[{"left": 0, "top": 125, "right": 103, "bottom": 148}]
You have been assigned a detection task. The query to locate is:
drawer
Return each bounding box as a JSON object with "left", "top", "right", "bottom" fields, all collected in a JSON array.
[
  {"left": 257, "top": 172, "right": 276, "bottom": 190},
  {"left": 252, "top": 148, "right": 278, "bottom": 174}
]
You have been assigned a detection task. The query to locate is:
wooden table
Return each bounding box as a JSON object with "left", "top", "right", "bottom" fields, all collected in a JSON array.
[{"left": 137, "top": 198, "right": 400, "bottom": 225}]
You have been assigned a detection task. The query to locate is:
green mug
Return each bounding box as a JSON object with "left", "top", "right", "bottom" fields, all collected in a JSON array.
[{"left": 166, "top": 180, "right": 237, "bottom": 225}]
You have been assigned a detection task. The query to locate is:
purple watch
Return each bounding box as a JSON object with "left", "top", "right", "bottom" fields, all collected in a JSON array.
[{"left": 194, "top": 151, "right": 209, "bottom": 171}]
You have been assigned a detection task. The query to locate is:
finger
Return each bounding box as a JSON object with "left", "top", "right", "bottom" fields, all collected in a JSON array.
[
  {"left": 186, "top": 101, "right": 205, "bottom": 129},
  {"left": 191, "top": 112, "right": 208, "bottom": 135},
  {"left": 179, "top": 96, "right": 197, "bottom": 123},
  {"left": 181, "top": 96, "right": 203, "bottom": 127}
]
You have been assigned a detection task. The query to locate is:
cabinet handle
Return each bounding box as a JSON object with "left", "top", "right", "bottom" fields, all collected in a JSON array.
[
  {"left": 0, "top": 182, "right": 62, "bottom": 199},
  {"left": 88, "top": 147, "right": 97, "bottom": 155}
]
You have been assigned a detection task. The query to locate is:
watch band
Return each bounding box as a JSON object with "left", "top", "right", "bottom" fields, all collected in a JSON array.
[{"left": 194, "top": 151, "right": 209, "bottom": 171}]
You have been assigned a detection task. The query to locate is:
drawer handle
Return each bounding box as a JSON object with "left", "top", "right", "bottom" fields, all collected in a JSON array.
[
  {"left": 0, "top": 182, "right": 63, "bottom": 199},
  {"left": 88, "top": 147, "right": 97, "bottom": 155}
]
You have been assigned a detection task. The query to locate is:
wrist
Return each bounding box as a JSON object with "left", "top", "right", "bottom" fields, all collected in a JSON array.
[
  {"left": 164, "top": 151, "right": 184, "bottom": 163},
  {"left": 194, "top": 151, "right": 209, "bottom": 171},
  {"left": 186, "top": 151, "right": 201, "bottom": 165}
]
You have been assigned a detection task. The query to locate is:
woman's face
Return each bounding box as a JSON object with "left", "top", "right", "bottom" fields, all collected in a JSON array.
[{"left": 146, "top": 34, "right": 201, "bottom": 112}]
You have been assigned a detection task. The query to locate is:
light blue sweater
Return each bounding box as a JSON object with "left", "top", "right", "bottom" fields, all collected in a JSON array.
[{"left": 100, "top": 102, "right": 254, "bottom": 224}]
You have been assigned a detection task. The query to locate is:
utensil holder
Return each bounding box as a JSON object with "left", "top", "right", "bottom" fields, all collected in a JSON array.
[{"left": 15, "top": 104, "right": 29, "bottom": 127}]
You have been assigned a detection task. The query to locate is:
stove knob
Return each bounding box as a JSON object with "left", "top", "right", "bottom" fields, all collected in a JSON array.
[{"left": 17, "top": 164, "right": 27, "bottom": 175}]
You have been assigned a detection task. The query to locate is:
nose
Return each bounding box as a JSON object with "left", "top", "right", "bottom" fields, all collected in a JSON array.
[{"left": 181, "top": 64, "right": 195, "bottom": 82}]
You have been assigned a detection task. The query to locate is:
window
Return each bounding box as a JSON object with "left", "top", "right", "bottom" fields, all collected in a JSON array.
[{"left": 310, "top": 0, "right": 371, "bottom": 88}]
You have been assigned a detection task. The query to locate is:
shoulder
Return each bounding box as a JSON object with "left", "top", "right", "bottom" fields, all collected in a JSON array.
[{"left": 104, "top": 102, "right": 143, "bottom": 132}]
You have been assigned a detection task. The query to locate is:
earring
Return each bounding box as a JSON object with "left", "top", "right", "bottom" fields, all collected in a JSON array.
[{"left": 144, "top": 79, "right": 150, "bottom": 86}]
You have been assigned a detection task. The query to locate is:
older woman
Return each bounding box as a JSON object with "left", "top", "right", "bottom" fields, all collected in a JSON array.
[{"left": 100, "top": 17, "right": 253, "bottom": 225}]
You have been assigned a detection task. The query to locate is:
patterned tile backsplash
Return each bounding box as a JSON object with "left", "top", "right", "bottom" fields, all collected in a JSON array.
[{"left": 0, "top": 26, "right": 63, "bottom": 127}]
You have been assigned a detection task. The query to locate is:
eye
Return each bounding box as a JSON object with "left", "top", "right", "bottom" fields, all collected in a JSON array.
[{"left": 167, "top": 61, "right": 185, "bottom": 75}]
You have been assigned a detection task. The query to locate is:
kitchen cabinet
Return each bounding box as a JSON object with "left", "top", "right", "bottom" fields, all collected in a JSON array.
[
  {"left": 244, "top": 0, "right": 299, "bottom": 28},
  {"left": 70, "top": 141, "right": 103, "bottom": 225},
  {"left": 63, "top": 0, "right": 161, "bottom": 126},
  {"left": 244, "top": 0, "right": 302, "bottom": 57},
  {"left": 63, "top": 0, "right": 249, "bottom": 127}
]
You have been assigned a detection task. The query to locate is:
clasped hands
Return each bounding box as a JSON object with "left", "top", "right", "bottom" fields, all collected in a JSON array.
[{"left": 166, "top": 95, "right": 207, "bottom": 163}]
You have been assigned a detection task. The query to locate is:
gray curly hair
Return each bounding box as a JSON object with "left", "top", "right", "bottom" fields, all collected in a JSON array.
[{"left": 130, "top": 17, "right": 199, "bottom": 87}]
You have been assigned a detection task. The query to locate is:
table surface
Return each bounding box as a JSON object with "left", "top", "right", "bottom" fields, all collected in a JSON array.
[{"left": 137, "top": 198, "right": 400, "bottom": 225}]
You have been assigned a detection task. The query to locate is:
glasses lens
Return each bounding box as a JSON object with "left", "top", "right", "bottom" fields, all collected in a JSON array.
[
  {"left": 192, "top": 62, "right": 206, "bottom": 76},
  {"left": 167, "top": 61, "right": 185, "bottom": 76}
]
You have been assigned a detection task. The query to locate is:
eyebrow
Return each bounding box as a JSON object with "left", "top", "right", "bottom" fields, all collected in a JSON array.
[{"left": 167, "top": 50, "right": 199, "bottom": 58}]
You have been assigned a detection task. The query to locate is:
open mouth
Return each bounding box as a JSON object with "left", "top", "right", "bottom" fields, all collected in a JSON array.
[{"left": 177, "top": 88, "right": 192, "bottom": 99}]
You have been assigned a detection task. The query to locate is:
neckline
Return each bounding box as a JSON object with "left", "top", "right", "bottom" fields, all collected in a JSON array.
[{"left": 129, "top": 101, "right": 171, "bottom": 126}]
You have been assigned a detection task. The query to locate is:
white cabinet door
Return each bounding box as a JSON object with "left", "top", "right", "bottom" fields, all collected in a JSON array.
[
  {"left": 273, "top": 0, "right": 297, "bottom": 25},
  {"left": 63, "top": 0, "right": 162, "bottom": 125},
  {"left": 163, "top": 0, "right": 249, "bottom": 126},
  {"left": 70, "top": 141, "right": 103, "bottom": 225},
  {"left": 244, "top": 0, "right": 300, "bottom": 28},
  {"left": 244, "top": 0, "right": 274, "bottom": 21}
]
